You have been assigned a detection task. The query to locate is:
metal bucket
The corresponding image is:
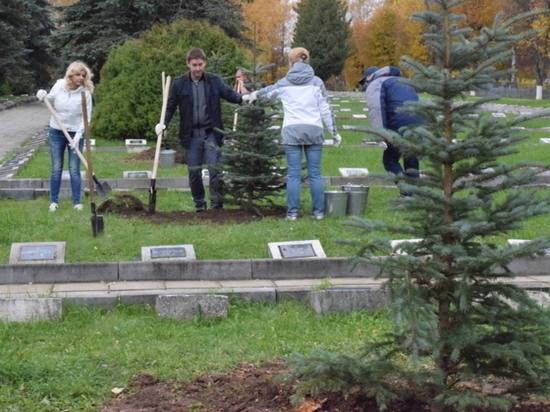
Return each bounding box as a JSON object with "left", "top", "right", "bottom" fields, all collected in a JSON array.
[
  {"left": 342, "top": 184, "right": 369, "bottom": 216},
  {"left": 159, "top": 149, "right": 177, "bottom": 168},
  {"left": 324, "top": 191, "right": 349, "bottom": 217}
]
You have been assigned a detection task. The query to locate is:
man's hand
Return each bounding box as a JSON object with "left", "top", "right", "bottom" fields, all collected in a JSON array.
[
  {"left": 155, "top": 123, "right": 166, "bottom": 135},
  {"left": 241, "top": 91, "right": 258, "bottom": 104},
  {"left": 36, "top": 89, "right": 47, "bottom": 101},
  {"left": 333, "top": 133, "right": 342, "bottom": 147}
]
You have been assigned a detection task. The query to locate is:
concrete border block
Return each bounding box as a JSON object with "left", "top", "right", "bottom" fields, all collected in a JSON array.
[
  {"left": 156, "top": 294, "right": 229, "bottom": 319},
  {"left": 0, "top": 179, "right": 44, "bottom": 189},
  {"left": 0, "top": 298, "right": 63, "bottom": 322},
  {"left": 310, "top": 288, "right": 389, "bottom": 314},
  {"left": 0, "top": 262, "right": 119, "bottom": 284},
  {"left": 0, "top": 188, "right": 36, "bottom": 200},
  {"left": 119, "top": 260, "right": 253, "bottom": 281},
  {"left": 251, "top": 258, "right": 381, "bottom": 280}
]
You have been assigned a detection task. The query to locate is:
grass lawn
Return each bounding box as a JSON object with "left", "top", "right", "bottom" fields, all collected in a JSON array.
[{"left": 3, "top": 94, "right": 550, "bottom": 262}]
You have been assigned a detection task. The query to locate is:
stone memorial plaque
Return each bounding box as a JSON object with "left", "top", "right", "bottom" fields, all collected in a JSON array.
[
  {"left": 151, "top": 247, "right": 186, "bottom": 259},
  {"left": 520, "top": 112, "right": 532, "bottom": 116},
  {"left": 508, "top": 239, "right": 550, "bottom": 254},
  {"left": 268, "top": 240, "right": 326, "bottom": 259},
  {"left": 279, "top": 243, "right": 316, "bottom": 258},
  {"left": 342, "top": 125, "right": 355, "bottom": 130},
  {"left": 353, "top": 114, "right": 367, "bottom": 118},
  {"left": 492, "top": 112, "right": 506, "bottom": 118},
  {"left": 467, "top": 113, "right": 479, "bottom": 118},
  {"left": 390, "top": 238, "right": 423, "bottom": 255},
  {"left": 339, "top": 168, "right": 369, "bottom": 177},
  {"left": 330, "top": 104, "right": 340, "bottom": 107},
  {"left": 123, "top": 171, "right": 152, "bottom": 178},
  {"left": 323, "top": 139, "right": 334, "bottom": 146},
  {"left": 125, "top": 139, "right": 147, "bottom": 145},
  {"left": 540, "top": 138, "right": 550, "bottom": 144},
  {"left": 141, "top": 244, "right": 196, "bottom": 261},
  {"left": 62, "top": 171, "right": 86, "bottom": 180},
  {"left": 511, "top": 126, "right": 525, "bottom": 130},
  {"left": 9, "top": 242, "right": 66, "bottom": 264},
  {"left": 268, "top": 125, "right": 281, "bottom": 130},
  {"left": 21, "top": 246, "right": 56, "bottom": 260},
  {"left": 340, "top": 108, "right": 351, "bottom": 112}
]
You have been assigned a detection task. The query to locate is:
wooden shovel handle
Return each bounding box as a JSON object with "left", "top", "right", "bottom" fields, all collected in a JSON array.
[
  {"left": 43, "top": 99, "right": 89, "bottom": 170},
  {"left": 152, "top": 72, "right": 171, "bottom": 179}
]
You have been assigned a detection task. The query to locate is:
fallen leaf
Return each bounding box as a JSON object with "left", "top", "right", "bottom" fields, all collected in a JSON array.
[{"left": 293, "top": 400, "right": 321, "bottom": 412}]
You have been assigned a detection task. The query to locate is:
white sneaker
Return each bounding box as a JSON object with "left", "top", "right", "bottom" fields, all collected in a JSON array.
[
  {"left": 73, "top": 204, "right": 84, "bottom": 211},
  {"left": 49, "top": 203, "right": 58, "bottom": 212}
]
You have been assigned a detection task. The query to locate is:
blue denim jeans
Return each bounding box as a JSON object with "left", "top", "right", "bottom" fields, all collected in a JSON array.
[
  {"left": 49, "top": 127, "right": 84, "bottom": 204},
  {"left": 284, "top": 144, "right": 324, "bottom": 217},
  {"left": 186, "top": 133, "right": 223, "bottom": 207},
  {"left": 382, "top": 142, "right": 419, "bottom": 178}
]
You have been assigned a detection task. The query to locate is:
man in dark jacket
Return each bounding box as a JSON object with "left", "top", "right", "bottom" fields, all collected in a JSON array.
[
  {"left": 361, "top": 66, "right": 422, "bottom": 179},
  {"left": 156, "top": 48, "right": 244, "bottom": 211}
]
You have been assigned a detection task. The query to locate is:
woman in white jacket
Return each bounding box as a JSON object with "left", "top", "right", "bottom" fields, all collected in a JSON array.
[
  {"left": 252, "top": 48, "right": 341, "bottom": 220},
  {"left": 37, "top": 61, "right": 94, "bottom": 212}
]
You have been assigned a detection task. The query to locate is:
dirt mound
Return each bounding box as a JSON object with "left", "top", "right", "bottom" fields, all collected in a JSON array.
[
  {"left": 97, "top": 193, "right": 285, "bottom": 225},
  {"left": 125, "top": 147, "right": 185, "bottom": 164},
  {"left": 100, "top": 360, "right": 550, "bottom": 411}
]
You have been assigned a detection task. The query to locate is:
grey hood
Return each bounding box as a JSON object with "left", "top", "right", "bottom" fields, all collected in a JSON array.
[{"left": 285, "top": 62, "right": 315, "bottom": 85}]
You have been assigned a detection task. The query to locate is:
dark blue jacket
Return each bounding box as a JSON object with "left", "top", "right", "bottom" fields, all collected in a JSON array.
[
  {"left": 164, "top": 71, "right": 242, "bottom": 149},
  {"left": 365, "top": 66, "right": 422, "bottom": 133}
]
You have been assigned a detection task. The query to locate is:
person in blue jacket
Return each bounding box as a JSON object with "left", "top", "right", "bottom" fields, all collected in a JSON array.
[
  {"left": 360, "top": 66, "right": 422, "bottom": 179},
  {"left": 156, "top": 48, "right": 245, "bottom": 211}
]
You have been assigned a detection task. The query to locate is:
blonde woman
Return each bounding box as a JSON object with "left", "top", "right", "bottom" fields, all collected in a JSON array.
[
  {"left": 245, "top": 48, "right": 341, "bottom": 220},
  {"left": 37, "top": 61, "right": 94, "bottom": 211}
]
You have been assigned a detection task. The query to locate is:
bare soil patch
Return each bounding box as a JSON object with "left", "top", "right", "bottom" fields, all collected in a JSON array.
[
  {"left": 99, "top": 360, "right": 550, "bottom": 412},
  {"left": 97, "top": 193, "right": 285, "bottom": 225}
]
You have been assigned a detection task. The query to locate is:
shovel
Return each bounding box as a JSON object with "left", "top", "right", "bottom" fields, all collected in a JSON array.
[
  {"left": 148, "top": 72, "right": 171, "bottom": 214},
  {"left": 43, "top": 98, "right": 111, "bottom": 197},
  {"left": 81, "top": 93, "right": 104, "bottom": 236}
]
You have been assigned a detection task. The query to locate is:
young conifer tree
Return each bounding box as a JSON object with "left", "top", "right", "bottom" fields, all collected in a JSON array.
[
  {"left": 289, "top": 1, "right": 550, "bottom": 411},
  {"left": 218, "top": 63, "right": 286, "bottom": 216}
]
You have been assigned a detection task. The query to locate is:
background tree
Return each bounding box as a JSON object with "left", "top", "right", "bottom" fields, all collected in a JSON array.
[
  {"left": 91, "top": 19, "right": 246, "bottom": 141},
  {"left": 292, "top": 0, "right": 352, "bottom": 82},
  {"left": 241, "top": 0, "right": 294, "bottom": 82},
  {"left": 0, "top": 0, "right": 56, "bottom": 94},
  {"left": 362, "top": 5, "right": 398, "bottom": 67},
  {"left": 49, "top": 0, "right": 248, "bottom": 82},
  {"left": 288, "top": 1, "right": 550, "bottom": 411}
]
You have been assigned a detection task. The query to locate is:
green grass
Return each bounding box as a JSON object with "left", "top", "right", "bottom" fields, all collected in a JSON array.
[
  {"left": 4, "top": 94, "right": 550, "bottom": 263},
  {"left": 0, "top": 300, "right": 392, "bottom": 411}
]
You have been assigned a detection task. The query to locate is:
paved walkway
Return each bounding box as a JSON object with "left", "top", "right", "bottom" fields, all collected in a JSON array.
[{"left": 0, "top": 100, "right": 49, "bottom": 163}]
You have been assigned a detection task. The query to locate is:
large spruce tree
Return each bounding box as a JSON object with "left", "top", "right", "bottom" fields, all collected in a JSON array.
[
  {"left": 50, "top": 0, "right": 248, "bottom": 81},
  {"left": 289, "top": 1, "right": 550, "bottom": 411},
  {"left": 0, "top": 0, "right": 56, "bottom": 93},
  {"left": 292, "top": 0, "right": 351, "bottom": 82}
]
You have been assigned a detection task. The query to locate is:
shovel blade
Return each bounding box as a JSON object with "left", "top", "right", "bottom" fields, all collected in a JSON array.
[
  {"left": 148, "top": 190, "right": 157, "bottom": 214},
  {"left": 92, "top": 175, "right": 112, "bottom": 197},
  {"left": 91, "top": 214, "right": 104, "bottom": 236}
]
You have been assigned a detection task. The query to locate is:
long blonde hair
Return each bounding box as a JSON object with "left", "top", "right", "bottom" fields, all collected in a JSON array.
[{"left": 64, "top": 61, "right": 94, "bottom": 92}]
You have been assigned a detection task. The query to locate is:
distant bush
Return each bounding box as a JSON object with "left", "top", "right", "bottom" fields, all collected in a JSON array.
[{"left": 91, "top": 19, "right": 246, "bottom": 141}]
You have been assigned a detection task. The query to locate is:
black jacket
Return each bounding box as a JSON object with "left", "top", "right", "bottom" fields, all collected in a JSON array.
[{"left": 164, "top": 71, "right": 242, "bottom": 149}]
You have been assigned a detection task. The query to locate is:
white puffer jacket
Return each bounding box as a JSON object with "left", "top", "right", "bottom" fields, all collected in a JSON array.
[
  {"left": 46, "top": 79, "right": 92, "bottom": 132},
  {"left": 256, "top": 62, "right": 337, "bottom": 145}
]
